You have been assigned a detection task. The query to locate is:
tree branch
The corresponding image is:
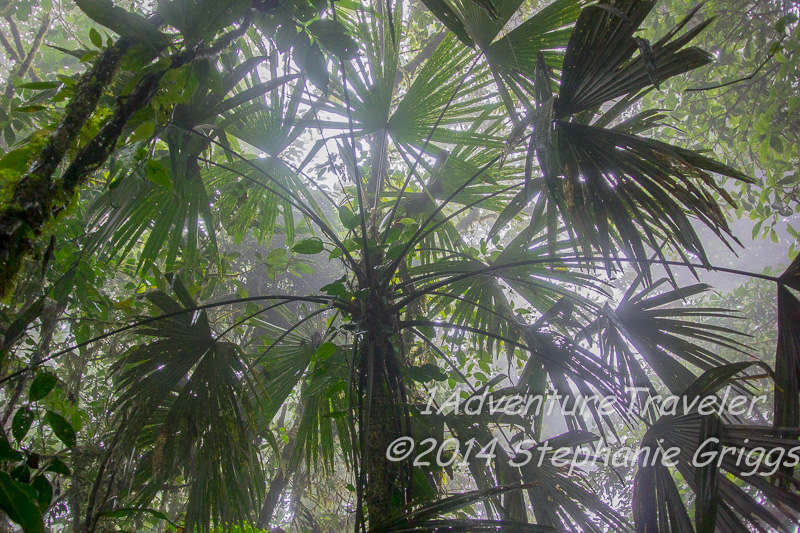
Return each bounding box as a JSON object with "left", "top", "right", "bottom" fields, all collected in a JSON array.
[
  {"left": 4, "top": 13, "right": 51, "bottom": 100},
  {"left": 0, "top": 14, "right": 253, "bottom": 297},
  {"left": 0, "top": 30, "right": 20, "bottom": 62},
  {"left": 4, "top": 16, "right": 26, "bottom": 58},
  {"left": 685, "top": 48, "right": 778, "bottom": 92},
  {"left": 393, "top": 29, "right": 446, "bottom": 89},
  {"left": 0, "top": 38, "right": 132, "bottom": 297}
]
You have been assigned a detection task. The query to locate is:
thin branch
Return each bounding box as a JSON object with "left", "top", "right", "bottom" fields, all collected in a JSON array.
[
  {"left": 3, "top": 13, "right": 50, "bottom": 99},
  {"left": 381, "top": 147, "right": 506, "bottom": 290},
  {"left": 61, "top": 69, "right": 163, "bottom": 192},
  {"left": 685, "top": 48, "right": 778, "bottom": 92},
  {"left": 394, "top": 30, "right": 446, "bottom": 89},
  {"left": 0, "top": 13, "right": 253, "bottom": 297},
  {"left": 0, "top": 37, "right": 136, "bottom": 297},
  {"left": 0, "top": 30, "right": 20, "bottom": 62},
  {"left": 393, "top": 256, "right": 783, "bottom": 312},
  {"left": 4, "top": 16, "right": 25, "bottom": 58}
]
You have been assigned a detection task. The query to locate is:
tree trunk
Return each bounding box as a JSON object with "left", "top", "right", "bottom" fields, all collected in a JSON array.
[
  {"left": 361, "top": 333, "right": 401, "bottom": 529},
  {"left": 257, "top": 430, "right": 297, "bottom": 529}
]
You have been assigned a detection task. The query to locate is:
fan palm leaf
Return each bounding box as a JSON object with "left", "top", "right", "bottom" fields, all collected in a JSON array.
[{"left": 111, "top": 279, "right": 263, "bottom": 531}]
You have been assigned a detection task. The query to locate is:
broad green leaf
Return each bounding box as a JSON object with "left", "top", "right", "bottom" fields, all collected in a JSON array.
[
  {"left": 16, "top": 82, "right": 60, "bottom": 90},
  {"left": 44, "top": 412, "right": 77, "bottom": 449},
  {"left": 338, "top": 205, "right": 359, "bottom": 230},
  {"left": 44, "top": 459, "right": 70, "bottom": 476},
  {"left": 275, "top": 23, "right": 298, "bottom": 53},
  {"left": 75, "top": 0, "right": 171, "bottom": 48},
  {"left": 0, "top": 471, "right": 45, "bottom": 533},
  {"left": 128, "top": 121, "right": 155, "bottom": 143},
  {"left": 0, "top": 148, "right": 34, "bottom": 173},
  {"left": 11, "top": 408, "right": 35, "bottom": 442},
  {"left": 89, "top": 27, "right": 103, "bottom": 48},
  {"left": 29, "top": 373, "right": 58, "bottom": 402},
  {"left": 157, "top": 0, "right": 250, "bottom": 41},
  {"left": 145, "top": 159, "right": 172, "bottom": 189},
  {"left": 0, "top": 440, "right": 23, "bottom": 462},
  {"left": 292, "top": 237, "right": 324, "bottom": 254},
  {"left": 52, "top": 269, "right": 76, "bottom": 304},
  {"left": 320, "top": 279, "right": 347, "bottom": 296},
  {"left": 308, "top": 18, "right": 349, "bottom": 36},
  {"left": 30, "top": 476, "right": 52, "bottom": 513},
  {"left": 309, "top": 19, "right": 359, "bottom": 60},
  {"left": 302, "top": 42, "right": 329, "bottom": 92},
  {"left": 315, "top": 342, "right": 337, "bottom": 361},
  {"left": 317, "top": 31, "right": 359, "bottom": 60},
  {"left": 406, "top": 363, "right": 448, "bottom": 382}
]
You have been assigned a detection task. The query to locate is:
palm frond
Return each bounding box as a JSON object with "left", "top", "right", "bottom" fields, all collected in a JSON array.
[
  {"left": 583, "top": 278, "right": 749, "bottom": 399},
  {"left": 512, "top": 0, "right": 755, "bottom": 278},
  {"left": 388, "top": 35, "right": 493, "bottom": 148},
  {"left": 86, "top": 146, "right": 217, "bottom": 273},
  {"left": 774, "top": 253, "right": 800, "bottom": 430},
  {"left": 112, "top": 281, "right": 263, "bottom": 531},
  {"left": 485, "top": 0, "right": 590, "bottom": 98},
  {"left": 635, "top": 413, "right": 800, "bottom": 533}
]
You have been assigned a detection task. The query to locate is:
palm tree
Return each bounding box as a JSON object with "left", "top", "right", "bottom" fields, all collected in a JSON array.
[{"left": 0, "top": 0, "right": 799, "bottom": 531}]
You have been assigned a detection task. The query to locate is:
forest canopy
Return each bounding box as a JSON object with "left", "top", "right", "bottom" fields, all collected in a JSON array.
[{"left": 0, "top": 0, "right": 798, "bottom": 531}]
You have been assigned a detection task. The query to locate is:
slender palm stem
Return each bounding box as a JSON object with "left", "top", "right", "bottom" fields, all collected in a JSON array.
[
  {"left": 381, "top": 148, "right": 508, "bottom": 290},
  {"left": 410, "top": 182, "right": 523, "bottom": 248},
  {"left": 336, "top": 55, "right": 373, "bottom": 284}
]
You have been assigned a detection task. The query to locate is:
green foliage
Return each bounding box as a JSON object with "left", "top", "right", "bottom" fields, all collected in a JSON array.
[
  {"left": 639, "top": 0, "right": 800, "bottom": 252},
  {"left": 0, "top": 471, "right": 45, "bottom": 533},
  {"left": 0, "top": 403, "right": 71, "bottom": 532},
  {"left": 27, "top": 372, "right": 57, "bottom": 402},
  {"left": 0, "top": 0, "right": 798, "bottom": 531}
]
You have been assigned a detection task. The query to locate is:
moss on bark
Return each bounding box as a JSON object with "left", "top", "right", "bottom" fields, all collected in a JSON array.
[{"left": 0, "top": 40, "right": 131, "bottom": 297}]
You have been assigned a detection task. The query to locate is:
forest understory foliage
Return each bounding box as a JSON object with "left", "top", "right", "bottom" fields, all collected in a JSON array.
[{"left": 0, "top": 0, "right": 799, "bottom": 531}]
